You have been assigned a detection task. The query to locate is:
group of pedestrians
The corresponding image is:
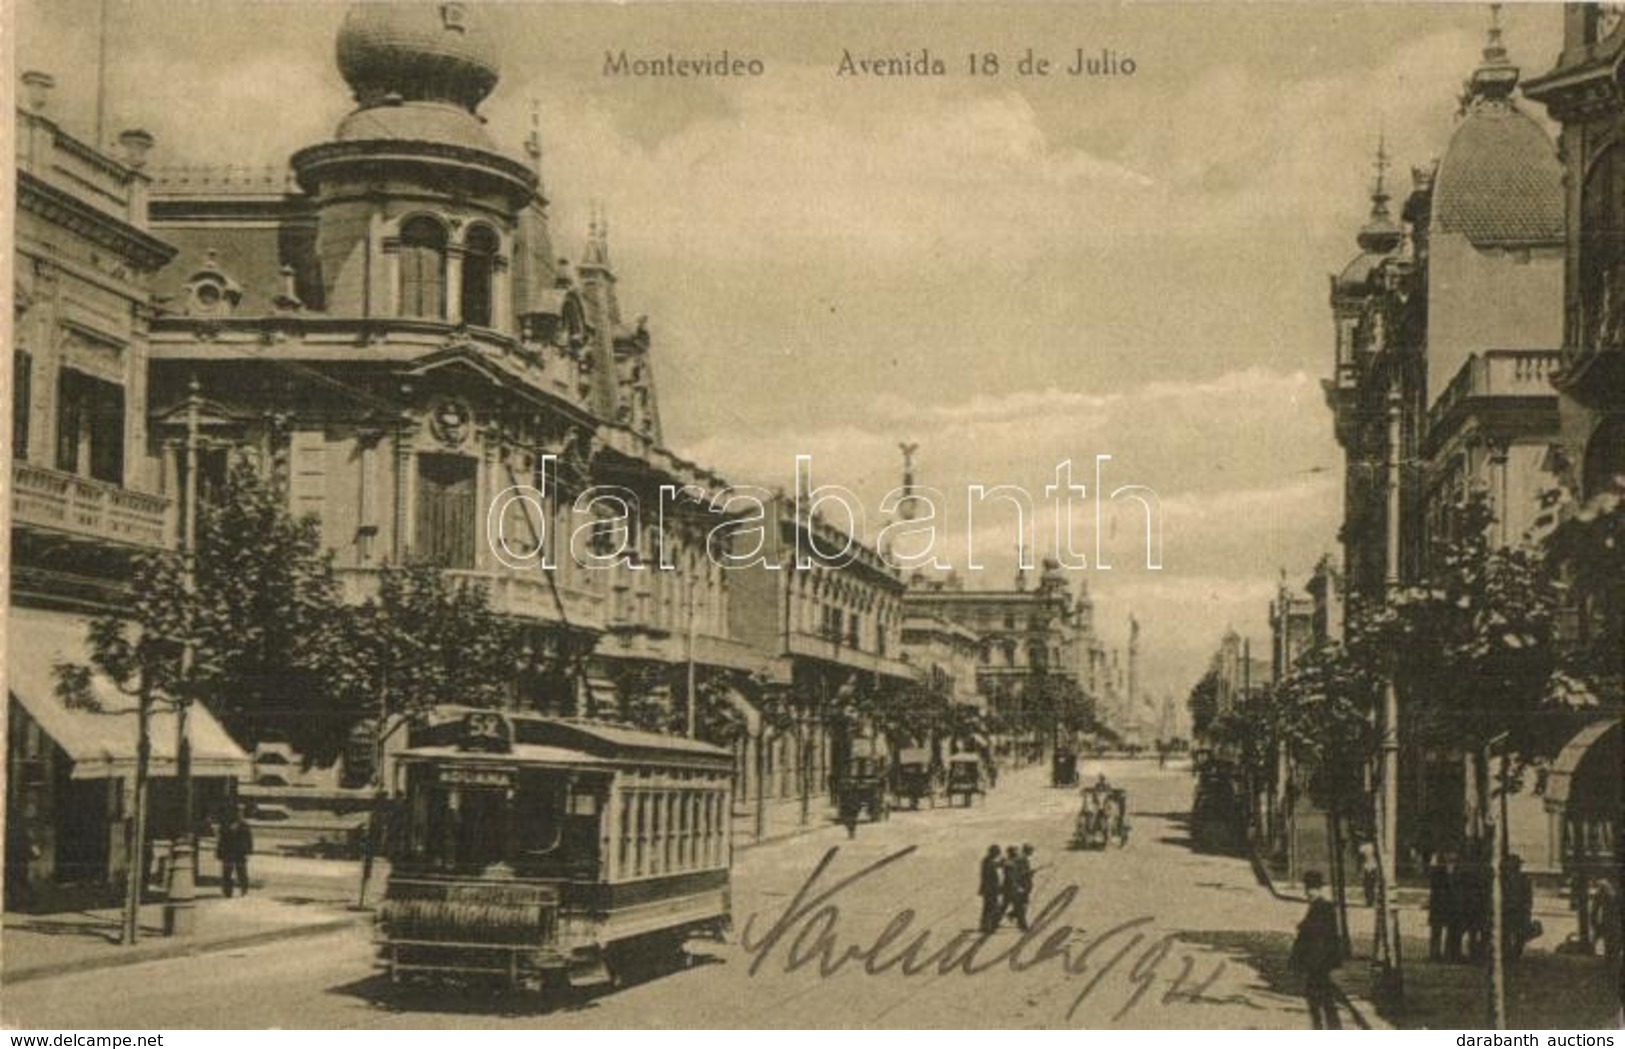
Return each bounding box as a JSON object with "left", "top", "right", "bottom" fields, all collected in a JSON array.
[
  {"left": 1427, "top": 848, "right": 1536, "bottom": 963},
  {"left": 978, "top": 843, "right": 1038, "bottom": 933}
]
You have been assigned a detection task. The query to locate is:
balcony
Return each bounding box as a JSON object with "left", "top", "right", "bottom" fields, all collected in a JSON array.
[
  {"left": 11, "top": 462, "right": 171, "bottom": 548},
  {"left": 786, "top": 630, "right": 918, "bottom": 682},
  {"left": 1426, "top": 350, "right": 1561, "bottom": 450},
  {"left": 336, "top": 566, "right": 605, "bottom": 632}
]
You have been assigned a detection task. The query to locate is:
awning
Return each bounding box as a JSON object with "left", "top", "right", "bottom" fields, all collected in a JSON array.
[{"left": 6, "top": 606, "right": 252, "bottom": 781}]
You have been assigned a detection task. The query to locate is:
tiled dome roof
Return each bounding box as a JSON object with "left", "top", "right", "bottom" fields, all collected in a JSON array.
[
  {"left": 336, "top": 3, "right": 499, "bottom": 112},
  {"left": 1432, "top": 103, "right": 1563, "bottom": 248},
  {"left": 1335, "top": 251, "right": 1390, "bottom": 294}
]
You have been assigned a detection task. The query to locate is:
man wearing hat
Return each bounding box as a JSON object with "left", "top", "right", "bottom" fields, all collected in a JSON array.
[{"left": 1288, "top": 870, "right": 1343, "bottom": 1029}]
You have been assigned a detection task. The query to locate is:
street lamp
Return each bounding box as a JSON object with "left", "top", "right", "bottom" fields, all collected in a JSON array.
[{"left": 163, "top": 375, "right": 202, "bottom": 938}]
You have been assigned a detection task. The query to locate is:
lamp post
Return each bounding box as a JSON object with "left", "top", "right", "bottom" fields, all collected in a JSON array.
[
  {"left": 163, "top": 376, "right": 202, "bottom": 937},
  {"left": 1373, "top": 385, "right": 1404, "bottom": 1004}
]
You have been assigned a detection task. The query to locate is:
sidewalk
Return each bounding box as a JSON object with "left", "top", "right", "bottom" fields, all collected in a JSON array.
[
  {"left": 1260, "top": 866, "right": 1621, "bottom": 1028},
  {"left": 5, "top": 799, "right": 838, "bottom": 986},
  {"left": 3, "top": 891, "right": 366, "bottom": 985},
  {"left": 3, "top": 854, "right": 379, "bottom": 986}
]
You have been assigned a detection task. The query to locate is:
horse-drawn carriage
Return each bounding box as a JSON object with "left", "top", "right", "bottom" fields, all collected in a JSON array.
[
  {"left": 836, "top": 739, "right": 890, "bottom": 824},
  {"left": 1071, "top": 784, "right": 1130, "bottom": 850},
  {"left": 945, "top": 753, "right": 986, "bottom": 807},
  {"left": 1052, "top": 747, "right": 1079, "bottom": 788},
  {"left": 891, "top": 747, "right": 941, "bottom": 810}
]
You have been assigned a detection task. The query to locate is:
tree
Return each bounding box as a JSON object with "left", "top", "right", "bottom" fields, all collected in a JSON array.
[
  {"left": 340, "top": 562, "right": 522, "bottom": 740},
  {"left": 1187, "top": 669, "right": 1221, "bottom": 742},
  {"left": 1275, "top": 638, "right": 1382, "bottom": 954},
  {"left": 59, "top": 458, "right": 356, "bottom": 763},
  {"left": 1382, "top": 492, "right": 1557, "bottom": 837}
]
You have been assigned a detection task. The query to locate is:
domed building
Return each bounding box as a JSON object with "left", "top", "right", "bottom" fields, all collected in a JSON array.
[
  {"left": 138, "top": 2, "right": 763, "bottom": 761},
  {"left": 1424, "top": 13, "right": 1566, "bottom": 406}
]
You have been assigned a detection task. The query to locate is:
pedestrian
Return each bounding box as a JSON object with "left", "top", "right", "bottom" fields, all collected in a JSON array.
[
  {"left": 1427, "top": 851, "right": 1453, "bottom": 962},
  {"left": 1459, "top": 847, "right": 1489, "bottom": 963},
  {"left": 217, "top": 808, "right": 254, "bottom": 898},
  {"left": 1502, "top": 854, "right": 1535, "bottom": 962},
  {"left": 1359, "top": 839, "right": 1379, "bottom": 907},
  {"left": 979, "top": 845, "right": 1004, "bottom": 934},
  {"left": 1288, "top": 870, "right": 1343, "bottom": 1030},
  {"left": 838, "top": 791, "right": 860, "bottom": 840},
  {"left": 1004, "top": 845, "right": 1034, "bottom": 931}
]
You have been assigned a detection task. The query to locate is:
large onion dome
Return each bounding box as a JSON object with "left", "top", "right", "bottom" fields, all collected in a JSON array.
[
  {"left": 336, "top": 3, "right": 500, "bottom": 113},
  {"left": 1431, "top": 15, "right": 1564, "bottom": 249}
]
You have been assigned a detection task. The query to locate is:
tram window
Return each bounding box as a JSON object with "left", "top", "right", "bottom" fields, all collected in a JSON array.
[
  {"left": 512, "top": 773, "right": 566, "bottom": 861},
  {"left": 677, "top": 793, "right": 689, "bottom": 869},
  {"left": 664, "top": 794, "right": 677, "bottom": 873},
  {"left": 693, "top": 794, "right": 704, "bottom": 869},
  {"left": 618, "top": 794, "right": 632, "bottom": 877},
  {"left": 415, "top": 786, "right": 508, "bottom": 871},
  {"left": 635, "top": 793, "right": 648, "bottom": 877}
]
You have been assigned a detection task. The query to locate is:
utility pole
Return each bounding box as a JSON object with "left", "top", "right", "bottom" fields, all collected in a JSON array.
[
  {"left": 686, "top": 561, "right": 699, "bottom": 739},
  {"left": 1375, "top": 385, "right": 1404, "bottom": 1003},
  {"left": 122, "top": 673, "right": 153, "bottom": 945},
  {"left": 94, "top": 0, "right": 108, "bottom": 144},
  {"left": 1488, "top": 734, "right": 1511, "bottom": 1028},
  {"left": 163, "top": 376, "right": 201, "bottom": 937}
]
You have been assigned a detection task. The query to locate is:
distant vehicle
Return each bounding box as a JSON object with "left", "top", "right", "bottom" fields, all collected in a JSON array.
[
  {"left": 836, "top": 738, "right": 889, "bottom": 823},
  {"left": 891, "top": 747, "right": 939, "bottom": 810},
  {"left": 376, "top": 708, "right": 734, "bottom": 992},
  {"left": 1052, "top": 747, "right": 1079, "bottom": 788},
  {"left": 945, "top": 753, "right": 985, "bottom": 807}
]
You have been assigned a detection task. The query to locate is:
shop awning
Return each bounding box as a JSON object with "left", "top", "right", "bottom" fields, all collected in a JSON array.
[{"left": 6, "top": 607, "right": 251, "bottom": 781}]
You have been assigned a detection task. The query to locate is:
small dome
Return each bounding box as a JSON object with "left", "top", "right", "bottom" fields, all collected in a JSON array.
[
  {"left": 1335, "top": 251, "right": 1389, "bottom": 294},
  {"left": 334, "top": 101, "right": 498, "bottom": 153},
  {"left": 336, "top": 3, "right": 499, "bottom": 112},
  {"left": 1432, "top": 103, "right": 1564, "bottom": 248}
]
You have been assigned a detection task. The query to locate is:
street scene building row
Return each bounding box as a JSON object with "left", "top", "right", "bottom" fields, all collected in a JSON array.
[{"left": 4, "top": 3, "right": 1154, "bottom": 912}]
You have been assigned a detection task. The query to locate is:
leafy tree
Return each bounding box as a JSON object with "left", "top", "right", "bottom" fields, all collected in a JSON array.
[
  {"left": 341, "top": 562, "right": 522, "bottom": 734},
  {"left": 58, "top": 459, "right": 356, "bottom": 763},
  {"left": 1380, "top": 492, "right": 1557, "bottom": 835},
  {"left": 1187, "top": 669, "right": 1220, "bottom": 741},
  {"left": 1544, "top": 493, "right": 1624, "bottom": 709}
]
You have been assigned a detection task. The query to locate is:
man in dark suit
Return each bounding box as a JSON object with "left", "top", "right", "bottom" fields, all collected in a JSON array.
[
  {"left": 1289, "top": 870, "right": 1343, "bottom": 1029},
  {"left": 1003, "top": 845, "right": 1031, "bottom": 931},
  {"left": 1428, "top": 851, "right": 1454, "bottom": 961},
  {"left": 217, "top": 809, "right": 255, "bottom": 898},
  {"left": 978, "top": 845, "right": 1004, "bottom": 934}
]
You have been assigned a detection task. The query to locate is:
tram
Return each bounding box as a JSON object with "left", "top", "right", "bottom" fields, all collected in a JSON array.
[{"left": 376, "top": 707, "right": 735, "bottom": 991}]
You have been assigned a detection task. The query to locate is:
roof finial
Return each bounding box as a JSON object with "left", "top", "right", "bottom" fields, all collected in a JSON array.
[
  {"left": 1484, "top": 3, "right": 1506, "bottom": 65},
  {"left": 525, "top": 99, "right": 547, "bottom": 203},
  {"left": 1372, "top": 131, "right": 1391, "bottom": 207},
  {"left": 1357, "top": 133, "right": 1404, "bottom": 254},
  {"left": 1465, "top": 2, "right": 1519, "bottom": 105}
]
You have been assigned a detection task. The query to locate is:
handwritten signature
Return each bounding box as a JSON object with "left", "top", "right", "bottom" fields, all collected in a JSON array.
[{"left": 740, "top": 845, "right": 1244, "bottom": 1022}]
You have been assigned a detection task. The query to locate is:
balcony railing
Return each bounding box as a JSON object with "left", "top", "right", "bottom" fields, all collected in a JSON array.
[
  {"left": 1428, "top": 350, "right": 1560, "bottom": 437},
  {"left": 336, "top": 566, "right": 605, "bottom": 632},
  {"left": 11, "top": 462, "right": 171, "bottom": 548}
]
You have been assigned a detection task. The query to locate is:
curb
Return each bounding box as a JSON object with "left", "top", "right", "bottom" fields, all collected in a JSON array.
[{"left": 4, "top": 912, "right": 366, "bottom": 986}]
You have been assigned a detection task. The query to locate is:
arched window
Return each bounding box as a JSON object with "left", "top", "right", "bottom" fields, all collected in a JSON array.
[
  {"left": 461, "top": 225, "right": 498, "bottom": 328},
  {"left": 399, "top": 216, "right": 447, "bottom": 320}
]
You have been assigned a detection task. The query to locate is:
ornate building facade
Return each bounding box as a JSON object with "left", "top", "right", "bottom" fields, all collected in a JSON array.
[
  {"left": 7, "top": 80, "right": 248, "bottom": 911},
  {"left": 139, "top": 4, "right": 762, "bottom": 744}
]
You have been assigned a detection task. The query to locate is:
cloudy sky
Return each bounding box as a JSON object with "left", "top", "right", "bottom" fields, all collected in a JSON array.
[{"left": 15, "top": 0, "right": 1566, "bottom": 702}]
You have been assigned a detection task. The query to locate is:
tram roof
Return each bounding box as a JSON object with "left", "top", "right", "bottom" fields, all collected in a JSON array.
[
  {"left": 395, "top": 744, "right": 608, "bottom": 768},
  {"left": 412, "top": 707, "right": 735, "bottom": 768}
]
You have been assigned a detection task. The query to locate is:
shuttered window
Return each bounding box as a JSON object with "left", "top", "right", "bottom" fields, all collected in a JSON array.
[
  {"left": 461, "top": 225, "right": 497, "bottom": 328},
  {"left": 399, "top": 217, "right": 447, "bottom": 320},
  {"left": 415, "top": 454, "right": 477, "bottom": 569}
]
